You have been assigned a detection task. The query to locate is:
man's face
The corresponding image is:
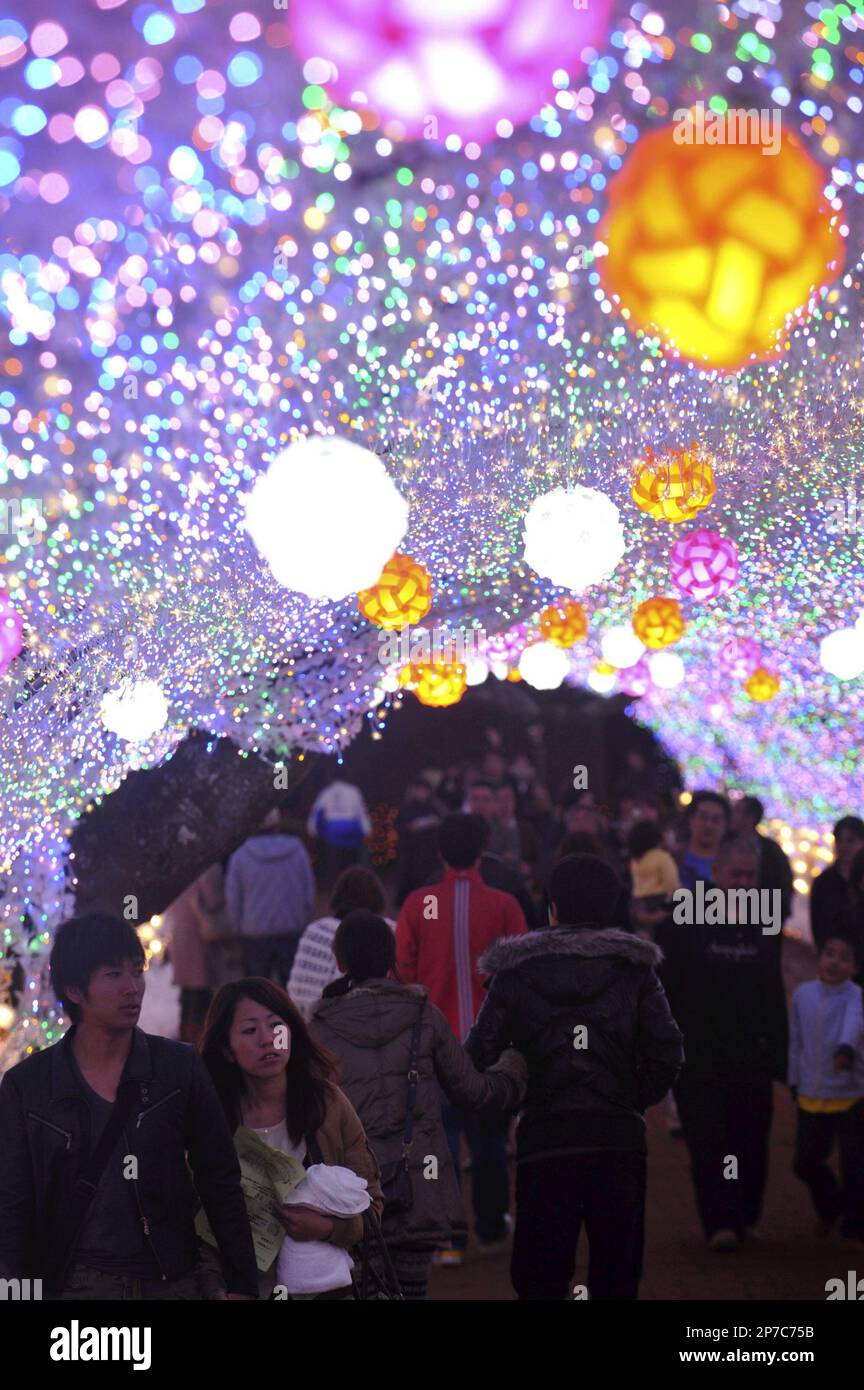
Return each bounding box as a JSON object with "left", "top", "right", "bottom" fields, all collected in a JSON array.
[
  {"left": 713, "top": 851, "right": 759, "bottom": 893},
  {"left": 467, "top": 785, "right": 496, "bottom": 821},
  {"left": 730, "top": 801, "right": 757, "bottom": 837},
  {"left": 71, "top": 957, "right": 146, "bottom": 1030},
  {"left": 565, "top": 794, "right": 599, "bottom": 835},
  {"left": 689, "top": 800, "right": 728, "bottom": 852},
  {"left": 835, "top": 828, "right": 864, "bottom": 872}
]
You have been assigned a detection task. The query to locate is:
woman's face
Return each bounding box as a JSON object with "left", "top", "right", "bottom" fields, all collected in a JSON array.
[{"left": 226, "top": 996, "right": 291, "bottom": 1080}]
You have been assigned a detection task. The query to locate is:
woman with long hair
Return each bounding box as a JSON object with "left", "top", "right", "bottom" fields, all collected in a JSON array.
[
  {"left": 309, "top": 910, "right": 526, "bottom": 1299},
  {"left": 197, "top": 977, "right": 383, "bottom": 1300}
]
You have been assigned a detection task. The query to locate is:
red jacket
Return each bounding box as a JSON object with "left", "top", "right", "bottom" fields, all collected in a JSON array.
[{"left": 396, "top": 866, "right": 527, "bottom": 1041}]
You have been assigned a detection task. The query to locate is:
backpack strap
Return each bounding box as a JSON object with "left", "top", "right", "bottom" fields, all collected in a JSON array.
[{"left": 400, "top": 1001, "right": 425, "bottom": 1158}]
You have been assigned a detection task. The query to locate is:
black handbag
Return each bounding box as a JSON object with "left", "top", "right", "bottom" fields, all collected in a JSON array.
[
  {"left": 351, "top": 1208, "right": 404, "bottom": 1301},
  {"left": 377, "top": 1001, "right": 424, "bottom": 1216}
]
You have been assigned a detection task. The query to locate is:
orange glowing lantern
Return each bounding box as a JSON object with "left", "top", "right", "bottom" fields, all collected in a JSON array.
[
  {"left": 631, "top": 442, "right": 715, "bottom": 524},
  {"left": 600, "top": 123, "right": 843, "bottom": 370},
  {"left": 403, "top": 659, "right": 467, "bottom": 708},
  {"left": 358, "top": 552, "right": 433, "bottom": 630},
  {"left": 743, "top": 667, "right": 780, "bottom": 702},
  {"left": 632, "top": 595, "right": 685, "bottom": 650},
  {"left": 539, "top": 600, "right": 589, "bottom": 648}
]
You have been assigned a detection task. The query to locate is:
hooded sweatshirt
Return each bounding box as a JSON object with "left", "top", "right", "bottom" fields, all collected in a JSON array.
[
  {"left": 788, "top": 978, "right": 864, "bottom": 1099},
  {"left": 225, "top": 833, "right": 315, "bottom": 940}
]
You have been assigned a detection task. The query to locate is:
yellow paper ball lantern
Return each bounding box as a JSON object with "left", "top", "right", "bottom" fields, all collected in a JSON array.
[
  {"left": 600, "top": 123, "right": 843, "bottom": 370},
  {"left": 631, "top": 442, "right": 715, "bottom": 524},
  {"left": 404, "top": 659, "right": 467, "bottom": 708},
  {"left": 357, "top": 552, "right": 433, "bottom": 630},
  {"left": 632, "top": 595, "right": 686, "bottom": 650},
  {"left": 744, "top": 667, "right": 781, "bottom": 702},
  {"left": 539, "top": 600, "right": 589, "bottom": 648}
]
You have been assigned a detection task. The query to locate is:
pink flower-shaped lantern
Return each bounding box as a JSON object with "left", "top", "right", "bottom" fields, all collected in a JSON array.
[
  {"left": 670, "top": 529, "right": 740, "bottom": 602},
  {"left": 717, "top": 635, "right": 761, "bottom": 680},
  {"left": 0, "top": 596, "right": 23, "bottom": 674},
  {"left": 291, "top": 0, "right": 613, "bottom": 143}
]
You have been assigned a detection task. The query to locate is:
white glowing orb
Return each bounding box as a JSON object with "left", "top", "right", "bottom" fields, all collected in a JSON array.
[
  {"left": 819, "top": 628, "right": 864, "bottom": 681},
  {"left": 100, "top": 679, "right": 169, "bottom": 742},
  {"left": 465, "top": 654, "right": 491, "bottom": 686},
  {"left": 587, "top": 668, "right": 617, "bottom": 694},
  {"left": 522, "top": 486, "right": 626, "bottom": 592},
  {"left": 601, "top": 625, "right": 645, "bottom": 669},
  {"left": 518, "top": 641, "right": 570, "bottom": 690},
  {"left": 648, "top": 651, "right": 686, "bottom": 689},
  {"left": 244, "top": 436, "right": 409, "bottom": 601}
]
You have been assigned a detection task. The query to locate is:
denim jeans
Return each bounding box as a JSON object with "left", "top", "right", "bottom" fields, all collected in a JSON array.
[
  {"left": 240, "top": 935, "right": 300, "bottom": 988},
  {"left": 58, "top": 1263, "right": 200, "bottom": 1300},
  {"left": 440, "top": 1089, "right": 510, "bottom": 1245}
]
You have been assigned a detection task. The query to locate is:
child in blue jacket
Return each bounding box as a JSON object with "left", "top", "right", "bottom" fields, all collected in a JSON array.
[{"left": 788, "top": 932, "right": 864, "bottom": 1240}]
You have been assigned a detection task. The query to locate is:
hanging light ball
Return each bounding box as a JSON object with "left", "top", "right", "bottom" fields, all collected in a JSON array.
[
  {"left": 631, "top": 443, "right": 716, "bottom": 524},
  {"left": 632, "top": 596, "right": 686, "bottom": 650},
  {"left": 404, "top": 659, "right": 467, "bottom": 708},
  {"left": 357, "top": 552, "right": 433, "bottom": 630},
  {"left": 618, "top": 657, "right": 652, "bottom": 697},
  {"left": 601, "top": 625, "right": 646, "bottom": 669},
  {"left": 483, "top": 623, "right": 529, "bottom": 666},
  {"left": 819, "top": 628, "right": 864, "bottom": 681},
  {"left": 600, "top": 122, "right": 844, "bottom": 369},
  {"left": 670, "top": 528, "right": 741, "bottom": 602},
  {"left": 718, "top": 635, "right": 762, "bottom": 679},
  {"left": 587, "top": 664, "right": 617, "bottom": 694},
  {"left": 0, "top": 596, "right": 23, "bottom": 674},
  {"left": 291, "top": 0, "right": 613, "bottom": 144},
  {"left": 244, "top": 436, "right": 409, "bottom": 601},
  {"left": 539, "top": 600, "right": 589, "bottom": 648},
  {"left": 517, "top": 641, "right": 571, "bottom": 690},
  {"left": 523, "top": 486, "right": 626, "bottom": 592},
  {"left": 648, "top": 651, "right": 686, "bottom": 689},
  {"left": 743, "top": 668, "right": 781, "bottom": 702},
  {"left": 100, "top": 679, "right": 169, "bottom": 742}
]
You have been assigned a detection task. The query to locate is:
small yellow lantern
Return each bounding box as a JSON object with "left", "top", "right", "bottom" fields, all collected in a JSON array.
[
  {"left": 358, "top": 552, "right": 433, "bottom": 630},
  {"left": 632, "top": 596, "right": 685, "bottom": 650},
  {"left": 744, "top": 667, "right": 780, "bottom": 702},
  {"left": 404, "top": 659, "right": 467, "bottom": 708},
  {"left": 539, "top": 600, "right": 589, "bottom": 648},
  {"left": 631, "top": 443, "right": 716, "bottom": 524}
]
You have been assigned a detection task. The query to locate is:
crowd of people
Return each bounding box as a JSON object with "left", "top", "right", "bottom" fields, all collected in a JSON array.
[{"left": 1, "top": 717, "right": 863, "bottom": 1302}]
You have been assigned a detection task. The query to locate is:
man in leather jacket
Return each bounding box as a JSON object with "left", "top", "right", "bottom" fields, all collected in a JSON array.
[
  {"left": 0, "top": 913, "right": 258, "bottom": 1300},
  {"left": 467, "top": 853, "right": 683, "bottom": 1301}
]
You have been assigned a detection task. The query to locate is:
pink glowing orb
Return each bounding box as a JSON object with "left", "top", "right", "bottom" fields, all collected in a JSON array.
[
  {"left": 483, "top": 622, "right": 529, "bottom": 664},
  {"left": 717, "top": 635, "right": 761, "bottom": 680},
  {"left": 290, "top": 0, "right": 613, "bottom": 142},
  {"left": 0, "top": 596, "right": 23, "bottom": 673},
  {"left": 670, "top": 528, "right": 740, "bottom": 602},
  {"left": 618, "top": 657, "right": 651, "bottom": 697}
]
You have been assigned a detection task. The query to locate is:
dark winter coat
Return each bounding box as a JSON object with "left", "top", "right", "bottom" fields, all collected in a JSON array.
[
  {"left": 0, "top": 1027, "right": 259, "bottom": 1298},
  {"left": 466, "top": 926, "right": 684, "bottom": 1161},
  {"left": 310, "top": 979, "right": 526, "bottom": 1248}
]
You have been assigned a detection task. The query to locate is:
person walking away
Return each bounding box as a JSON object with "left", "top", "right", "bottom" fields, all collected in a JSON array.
[
  {"left": 398, "top": 813, "right": 527, "bottom": 1263},
  {"left": 287, "top": 866, "right": 392, "bottom": 1021},
  {"left": 811, "top": 816, "right": 864, "bottom": 952},
  {"left": 310, "top": 910, "right": 526, "bottom": 1298},
  {"left": 731, "top": 794, "right": 794, "bottom": 938},
  {"left": 307, "top": 775, "right": 371, "bottom": 886},
  {"left": 226, "top": 808, "right": 315, "bottom": 986},
  {"left": 466, "top": 853, "right": 683, "bottom": 1300},
  {"left": 658, "top": 837, "right": 789, "bottom": 1252},
  {"left": 789, "top": 932, "right": 864, "bottom": 1242},
  {"left": 0, "top": 914, "right": 258, "bottom": 1301},
  {"left": 166, "top": 862, "right": 236, "bottom": 1045}
]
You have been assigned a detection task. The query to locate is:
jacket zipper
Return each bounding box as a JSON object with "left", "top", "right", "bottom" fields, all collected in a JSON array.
[
  {"left": 27, "top": 1112, "right": 72, "bottom": 1149},
  {"left": 135, "top": 1089, "right": 181, "bottom": 1129},
  {"left": 123, "top": 1124, "right": 168, "bottom": 1281}
]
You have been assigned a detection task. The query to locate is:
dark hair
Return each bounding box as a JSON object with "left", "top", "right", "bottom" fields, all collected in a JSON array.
[
  {"left": 50, "top": 914, "right": 145, "bottom": 1024},
  {"left": 332, "top": 910, "right": 396, "bottom": 982},
  {"left": 849, "top": 847, "right": 864, "bottom": 905},
  {"left": 627, "top": 819, "right": 663, "bottom": 859},
  {"left": 549, "top": 853, "right": 621, "bottom": 928},
  {"left": 688, "top": 790, "right": 731, "bottom": 823},
  {"left": 713, "top": 835, "right": 760, "bottom": 869},
  {"left": 439, "top": 812, "right": 486, "bottom": 868},
  {"left": 819, "top": 931, "right": 860, "bottom": 966},
  {"left": 738, "top": 795, "right": 765, "bottom": 825},
  {"left": 199, "top": 979, "right": 336, "bottom": 1145},
  {"left": 558, "top": 831, "right": 604, "bottom": 859},
  {"left": 834, "top": 815, "right": 864, "bottom": 841},
  {"left": 330, "top": 866, "right": 385, "bottom": 919}
]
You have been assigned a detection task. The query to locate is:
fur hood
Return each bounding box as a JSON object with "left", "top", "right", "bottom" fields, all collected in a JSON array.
[{"left": 479, "top": 927, "right": 663, "bottom": 976}]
